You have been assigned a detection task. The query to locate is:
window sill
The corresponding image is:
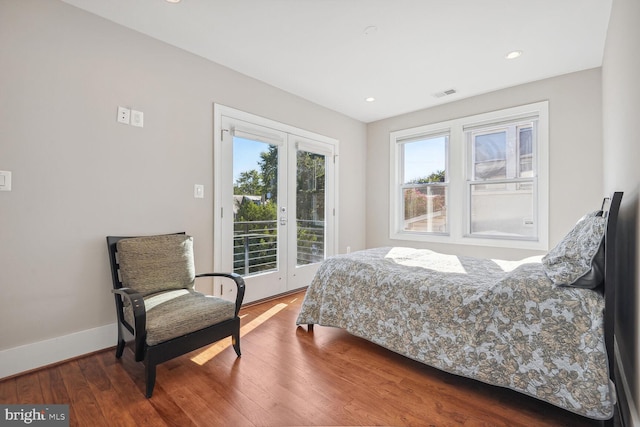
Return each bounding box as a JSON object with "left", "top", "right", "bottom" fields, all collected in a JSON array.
[{"left": 390, "top": 231, "right": 548, "bottom": 251}]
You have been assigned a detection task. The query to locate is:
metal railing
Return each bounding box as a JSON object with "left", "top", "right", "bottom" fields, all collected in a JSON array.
[
  {"left": 233, "top": 220, "right": 278, "bottom": 276},
  {"left": 296, "top": 221, "right": 325, "bottom": 265},
  {"left": 233, "top": 220, "right": 325, "bottom": 276}
]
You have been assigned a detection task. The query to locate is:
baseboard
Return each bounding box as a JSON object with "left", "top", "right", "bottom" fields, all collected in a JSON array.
[
  {"left": 0, "top": 323, "right": 117, "bottom": 379},
  {"left": 616, "top": 339, "right": 640, "bottom": 427},
  {"left": 242, "top": 287, "right": 308, "bottom": 308}
]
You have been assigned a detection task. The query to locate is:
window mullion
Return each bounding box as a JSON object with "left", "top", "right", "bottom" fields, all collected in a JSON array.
[{"left": 506, "top": 126, "right": 517, "bottom": 179}]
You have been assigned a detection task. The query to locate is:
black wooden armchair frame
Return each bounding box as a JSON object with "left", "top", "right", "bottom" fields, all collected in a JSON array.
[{"left": 106, "top": 234, "right": 246, "bottom": 397}]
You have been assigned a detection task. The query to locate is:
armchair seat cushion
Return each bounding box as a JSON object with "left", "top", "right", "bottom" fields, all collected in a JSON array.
[{"left": 125, "top": 289, "right": 236, "bottom": 346}]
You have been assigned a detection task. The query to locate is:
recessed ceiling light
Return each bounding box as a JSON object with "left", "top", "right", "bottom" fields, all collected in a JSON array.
[
  {"left": 365, "top": 97, "right": 376, "bottom": 102},
  {"left": 166, "top": 0, "right": 181, "bottom": 3},
  {"left": 505, "top": 50, "right": 523, "bottom": 60}
]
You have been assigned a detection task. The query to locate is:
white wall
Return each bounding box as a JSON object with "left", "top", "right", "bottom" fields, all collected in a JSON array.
[
  {"left": 602, "top": 0, "right": 640, "bottom": 424},
  {"left": 0, "top": 0, "right": 366, "bottom": 376},
  {"left": 366, "top": 69, "right": 604, "bottom": 260}
]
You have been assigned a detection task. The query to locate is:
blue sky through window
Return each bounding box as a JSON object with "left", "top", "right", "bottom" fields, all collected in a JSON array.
[
  {"left": 236, "top": 135, "right": 446, "bottom": 185},
  {"left": 403, "top": 136, "right": 446, "bottom": 183},
  {"left": 233, "top": 137, "right": 271, "bottom": 183}
]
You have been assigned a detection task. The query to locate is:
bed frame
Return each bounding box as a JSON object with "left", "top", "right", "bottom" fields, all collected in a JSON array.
[{"left": 603, "top": 191, "right": 625, "bottom": 426}]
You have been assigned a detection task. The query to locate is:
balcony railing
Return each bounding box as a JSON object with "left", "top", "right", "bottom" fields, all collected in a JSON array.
[
  {"left": 233, "top": 220, "right": 325, "bottom": 276},
  {"left": 233, "top": 220, "right": 277, "bottom": 276},
  {"left": 297, "top": 221, "right": 325, "bottom": 265}
]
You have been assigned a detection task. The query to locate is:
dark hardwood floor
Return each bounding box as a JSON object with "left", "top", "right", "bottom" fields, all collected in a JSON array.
[{"left": 0, "top": 291, "right": 601, "bottom": 426}]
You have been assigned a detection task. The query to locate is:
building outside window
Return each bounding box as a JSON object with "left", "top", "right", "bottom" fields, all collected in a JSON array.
[{"left": 466, "top": 119, "right": 537, "bottom": 240}]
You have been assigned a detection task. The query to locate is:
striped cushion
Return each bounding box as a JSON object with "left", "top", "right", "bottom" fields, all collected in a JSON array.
[
  {"left": 124, "top": 289, "right": 236, "bottom": 345},
  {"left": 117, "top": 234, "right": 195, "bottom": 296}
]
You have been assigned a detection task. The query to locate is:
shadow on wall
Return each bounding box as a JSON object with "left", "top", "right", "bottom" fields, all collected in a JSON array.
[{"left": 616, "top": 192, "right": 638, "bottom": 424}]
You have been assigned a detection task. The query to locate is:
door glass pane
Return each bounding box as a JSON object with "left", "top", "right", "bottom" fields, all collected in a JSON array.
[
  {"left": 470, "top": 182, "right": 535, "bottom": 238},
  {"left": 232, "top": 137, "right": 278, "bottom": 276},
  {"left": 296, "top": 150, "right": 325, "bottom": 266}
]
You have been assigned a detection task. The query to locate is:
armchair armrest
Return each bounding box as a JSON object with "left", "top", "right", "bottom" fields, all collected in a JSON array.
[
  {"left": 196, "top": 272, "right": 246, "bottom": 316},
  {"left": 112, "top": 288, "right": 147, "bottom": 361}
]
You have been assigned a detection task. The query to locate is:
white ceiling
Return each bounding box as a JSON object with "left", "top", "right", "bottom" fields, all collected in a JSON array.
[{"left": 61, "top": 0, "right": 612, "bottom": 123}]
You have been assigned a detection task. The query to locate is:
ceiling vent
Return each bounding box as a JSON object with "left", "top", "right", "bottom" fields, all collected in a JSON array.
[{"left": 433, "top": 88, "right": 457, "bottom": 98}]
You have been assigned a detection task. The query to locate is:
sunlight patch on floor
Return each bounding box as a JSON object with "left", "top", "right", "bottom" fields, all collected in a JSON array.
[{"left": 190, "top": 302, "right": 288, "bottom": 365}]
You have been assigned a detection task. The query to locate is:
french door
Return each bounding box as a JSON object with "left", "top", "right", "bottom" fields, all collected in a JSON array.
[{"left": 214, "top": 106, "right": 337, "bottom": 304}]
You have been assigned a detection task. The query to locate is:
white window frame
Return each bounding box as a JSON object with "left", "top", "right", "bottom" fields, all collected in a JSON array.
[
  {"left": 389, "top": 101, "right": 549, "bottom": 250},
  {"left": 395, "top": 129, "right": 451, "bottom": 236}
]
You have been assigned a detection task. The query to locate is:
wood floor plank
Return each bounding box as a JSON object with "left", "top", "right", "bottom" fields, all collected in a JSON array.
[
  {"left": 0, "top": 290, "right": 606, "bottom": 426},
  {"left": 97, "top": 352, "right": 170, "bottom": 427},
  {"left": 316, "top": 334, "right": 488, "bottom": 424},
  {"left": 38, "top": 367, "right": 71, "bottom": 403},
  {"left": 0, "top": 377, "right": 18, "bottom": 403},
  {"left": 238, "top": 301, "right": 368, "bottom": 425},
  {"left": 15, "top": 372, "right": 45, "bottom": 404},
  {"left": 77, "top": 356, "right": 139, "bottom": 427},
  {"left": 58, "top": 360, "right": 110, "bottom": 427},
  {"left": 37, "top": 367, "right": 79, "bottom": 427},
  {"left": 233, "top": 345, "right": 347, "bottom": 426},
  {"left": 190, "top": 314, "right": 346, "bottom": 425},
  {"left": 161, "top": 364, "right": 254, "bottom": 427}
]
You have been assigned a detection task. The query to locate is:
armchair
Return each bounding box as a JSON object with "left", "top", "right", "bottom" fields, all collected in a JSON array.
[{"left": 106, "top": 233, "right": 245, "bottom": 397}]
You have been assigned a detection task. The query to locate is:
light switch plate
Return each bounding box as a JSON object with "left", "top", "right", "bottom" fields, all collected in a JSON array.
[
  {"left": 194, "top": 184, "right": 204, "bottom": 198},
  {"left": 0, "top": 171, "right": 12, "bottom": 191},
  {"left": 131, "top": 109, "right": 144, "bottom": 127}
]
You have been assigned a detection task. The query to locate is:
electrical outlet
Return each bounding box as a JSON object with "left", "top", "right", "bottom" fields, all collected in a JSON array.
[{"left": 117, "top": 106, "right": 130, "bottom": 124}]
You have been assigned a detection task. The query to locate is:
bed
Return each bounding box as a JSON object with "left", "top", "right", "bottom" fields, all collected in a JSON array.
[{"left": 296, "top": 192, "right": 623, "bottom": 422}]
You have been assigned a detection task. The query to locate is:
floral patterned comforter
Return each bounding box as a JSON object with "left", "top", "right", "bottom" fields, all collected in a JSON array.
[{"left": 296, "top": 247, "right": 614, "bottom": 420}]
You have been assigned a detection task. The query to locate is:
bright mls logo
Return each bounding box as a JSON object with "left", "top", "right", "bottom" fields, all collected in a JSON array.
[{"left": 1, "top": 405, "right": 68, "bottom": 426}]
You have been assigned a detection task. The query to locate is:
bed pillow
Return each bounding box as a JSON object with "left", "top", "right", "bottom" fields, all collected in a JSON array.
[{"left": 542, "top": 211, "right": 605, "bottom": 289}]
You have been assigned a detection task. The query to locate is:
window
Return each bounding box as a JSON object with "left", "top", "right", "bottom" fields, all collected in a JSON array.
[
  {"left": 390, "top": 101, "right": 548, "bottom": 250},
  {"left": 401, "top": 133, "right": 448, "bottom": 234},
  {"left": 466, "top": 119, "right": 537, "bottom": 240}
]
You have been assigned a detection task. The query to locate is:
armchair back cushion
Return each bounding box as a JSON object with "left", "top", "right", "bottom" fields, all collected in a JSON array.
[{"left": 117, "top": 234, "right": 196, "bottom": 296}]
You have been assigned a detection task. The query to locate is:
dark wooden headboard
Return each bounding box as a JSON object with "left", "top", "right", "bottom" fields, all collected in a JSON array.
[{"left": 603, "top": 191, "right": 624, "bottom": 426}]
